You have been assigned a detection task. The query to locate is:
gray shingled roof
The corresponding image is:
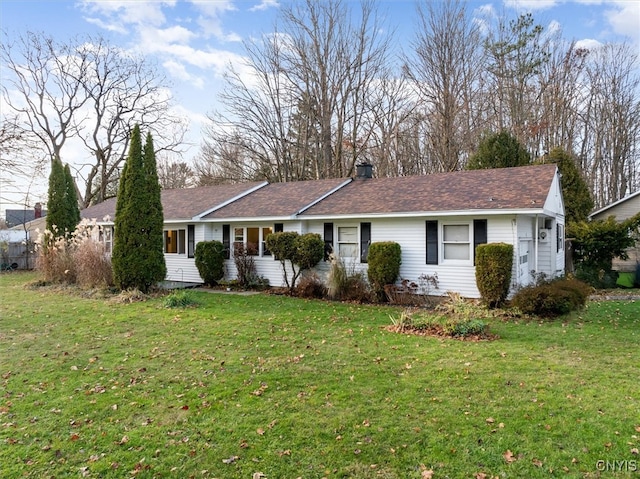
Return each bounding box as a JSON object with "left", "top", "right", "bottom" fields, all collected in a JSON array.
[
  {"left": 203, "top": 178, "right": 349, "bottom": 219},
  {"left": 80, "top": 164, "right": 558, "bottom": 222},
  {"left": 81, "top": 182, "right": 265, "bottom": 221},
  {"left": 300, "top": 164, "right": 558, "bottom": 217}
]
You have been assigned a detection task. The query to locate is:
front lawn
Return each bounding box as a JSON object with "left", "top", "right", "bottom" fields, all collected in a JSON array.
[{"left": 1, "top": 272, "right": 639, "bottom": 478}]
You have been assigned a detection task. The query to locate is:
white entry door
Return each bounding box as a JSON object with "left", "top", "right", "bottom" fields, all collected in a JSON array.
[{"left": 518, "top": 241, "right": 530, "bottom": 287}]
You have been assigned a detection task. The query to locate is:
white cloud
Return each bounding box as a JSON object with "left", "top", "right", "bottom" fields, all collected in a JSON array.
[
  {"left": 163, "top": 60, "right": 204, "bottom": 88},
  {"left": 79, "top": 0, "right": 175, "bottom": 30},
  {"left": 188, "top": 0, "right": 240, "bottom": 41},
  {"left": 605, "top": 1, "right": 640, "bottom": 43},
  {"left": 503, "top": 0, "right": 559, "bottom": 11},
  {"left": 250, "top": 0, "right": 280, "bottom": 12},
  {"left": 575, "top": 38, "right": 604, "bottom": 50}
]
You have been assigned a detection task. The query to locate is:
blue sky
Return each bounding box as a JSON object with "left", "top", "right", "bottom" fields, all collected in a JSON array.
[{"left": 1, "top": 0, "right": 639, "bottom": 213}]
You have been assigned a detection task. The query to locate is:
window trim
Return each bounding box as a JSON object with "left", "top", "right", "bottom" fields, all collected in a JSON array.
[
  {"left": 337, "top": 225, "right": 359, "bottom": 259},
  {"left": 164, "top": 228, "right": 186, "bottom": 255},
  {"left": 442, "top": 223, "right": 471, "bottom": 263},
  {"left": 232, "top": 226, "right": 275, "bottom": 257},
  {"left": 187, "top": 225, "right": 195, "bottom": 258}
]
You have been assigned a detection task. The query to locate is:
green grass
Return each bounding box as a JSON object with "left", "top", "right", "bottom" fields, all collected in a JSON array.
[{"left": 1, "top": 271, "right": 639, "bottom": 478}]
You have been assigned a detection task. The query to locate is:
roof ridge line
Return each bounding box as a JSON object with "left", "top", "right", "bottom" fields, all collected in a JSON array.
[{"left": 193, "top": 181, "right": 269, "bottom": 220}]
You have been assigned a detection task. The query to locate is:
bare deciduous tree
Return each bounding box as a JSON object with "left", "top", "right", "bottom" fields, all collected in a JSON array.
[
  {"left": 200, "top": 0, "right": 392, "bottom": 182},
  {"left": 1, "top": 32, "right": 187, "bottom": 208},
  {"left": 403, "top": 0, "right": 485, "bottom": 171},
  {"left": 157, "top": 153, "right": 196, "bottom": 189}
]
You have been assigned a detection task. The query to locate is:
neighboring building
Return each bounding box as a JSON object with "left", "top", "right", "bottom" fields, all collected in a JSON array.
[
  {"left": 5, "top": 203, "right": 46, "bottom": 228},
  {"left": 81, "top": 163, "right": 566, "bottom": 298},
  {"left": 589, "top": 190, "right": 640, "bottom": 273}
]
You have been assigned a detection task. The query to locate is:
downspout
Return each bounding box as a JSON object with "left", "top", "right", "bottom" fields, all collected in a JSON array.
[{"left": 534, "top": 214, "right": 539, "bottom": 275}]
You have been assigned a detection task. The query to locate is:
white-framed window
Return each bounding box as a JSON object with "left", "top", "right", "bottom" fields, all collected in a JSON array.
[
  {"left": 556, "top": 223, "right": 564, "bottom": 252},
  {"left": 99, "top": 226, "right": 113, "bottom": 254},
  {"left": 337, "top": 226, "right": 358, "bottom": 258},
  {"left": 442, "top": 223, "right": 470, "bottom": 262},
  {"left": 164, "top": 229, "right": 186, "bottom": 254},
  {"left": 233, "top": 226, "right": 273, "bottom": 257}
]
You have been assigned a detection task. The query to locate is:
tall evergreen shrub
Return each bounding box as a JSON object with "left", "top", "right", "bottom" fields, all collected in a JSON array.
[
  {"left": 112, "top": 125, "right": 167, "bottom": 292},
  {"left": 475, "top": 242, "right": 513, "bottom": 308},
  {"left": 46, "top": 157, "right": 79, "bottom": 239}
]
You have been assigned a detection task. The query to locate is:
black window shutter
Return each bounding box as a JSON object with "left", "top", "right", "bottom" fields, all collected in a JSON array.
[
  {"left": 360, "top": 222, "right": 371, "bottom": 263},
  {"left": 222, "top": 224, "right": 230, "bottom": 260},
  {"left": 473, "top": 219, "right": 488, "bottom": 264},
  {"left": 274, "top": 223, "right": 284, "bottom": 233},
  {"left": 323, "top": 223, "right": 334, "bottom": 260},
  {"left": 426, "top": 220, "right": 438, "bottom": 265},
  {"left": 187, "top": 225, "right": 195, "bottom": 258}
]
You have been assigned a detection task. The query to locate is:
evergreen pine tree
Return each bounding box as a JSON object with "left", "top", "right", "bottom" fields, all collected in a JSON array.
[
  {"left": 64, "top": 163, "right": 80, "bottom": 231},
  {"left": 544, "top": 148, "right": 594, "bottom": 225},
  {"left": 112, "top": 125, "right": 166, "bottom": 292},
  {"left": 467, "top": 130, "right": 531, "bottom": 170},
  {"left": 46, "top": 156, "right": 79, "bottom": 239}
]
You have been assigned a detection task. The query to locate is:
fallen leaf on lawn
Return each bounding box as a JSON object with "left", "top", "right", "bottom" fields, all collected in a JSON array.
[
  {"left": 222, "top": 455, "right": 239, "bottom": 464},
  {"left": 532, "top": 458, "right": 543, "bottom": 467},
  {"left": 631, "top": 448, "right": 639, "bottom": 455},
  {"left": 635, "top": 425, "right": 640, "bottom": 433},
  {"left": 486, "top": 417, "right": 495, "bottom": 424},
  {"left": 118, "top": 435, "right": 128, "bottom": 445},
  {"left": 278, "top": 450, "right": 291, "bottom": 457},
  {"left": 256, "top": 428, "right": 265, "bottom": 436},
  {"left": 253, "top": 473, "right": 266, "bottom": 479},
  {"left": 420, "top": 467, "right": 434, "bottom": 478},
  {"left": 70, "top": 433, "right": 80, "bottom": 441},
  {"left": 503, "top": 450, "right": 517, "bottom": 463},
  {"left": 475, "top": 473, "right": 488, "bottom": 479}
]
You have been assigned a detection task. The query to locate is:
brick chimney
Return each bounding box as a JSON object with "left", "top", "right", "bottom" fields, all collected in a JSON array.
[
  {"left": 34, "top": 202, "right": 42, "bottom": 219},
  {"left": 355, "top": 163, "right": 373, "bottom": 179}
]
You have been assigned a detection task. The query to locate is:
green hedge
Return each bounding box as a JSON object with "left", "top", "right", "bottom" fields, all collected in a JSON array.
[
  {"left": 367, "top": 242, "right": 401, "bottom": 293},
  {"left": 475, "top": 243, "right": 513, "bottom": 308},
  {"left": 194, "top": 240, "right": 225, "bottom": 286}
]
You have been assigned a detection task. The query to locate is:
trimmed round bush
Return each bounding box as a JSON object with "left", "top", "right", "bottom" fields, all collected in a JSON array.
[
  {"left": 194, "top": 240, "right": 226, "bottom": 286},
  {"left": 511, "top": 278, "right": 591, "bottom": 318},
  {"left": 475, "top": 243, "right": 513, "bottom": 308},
  {"left": 367, "top": 242, "right": 401, "bottom": 294}
]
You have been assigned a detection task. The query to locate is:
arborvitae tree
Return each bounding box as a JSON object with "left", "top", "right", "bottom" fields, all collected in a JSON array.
[
  {"left": 63, "top": 163, "right": 80, "bottom": 230},
  {"left": 542, "top": 148, "right": 593, "bottom": 225},
  {"left": 112, "top": 125, "right": 166, "bottom": 292},
  {"left": 46, "top": 156, "right": 79, "bottom": 239},
  {"left": 466, "top": 130, "right": 531, "bottom": 170}
]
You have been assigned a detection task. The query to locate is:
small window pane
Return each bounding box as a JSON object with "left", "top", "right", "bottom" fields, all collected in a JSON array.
[
  {"left": 338, "top": 226, "right": 357, "bottom": 242},
  {"left": 443, "top": 224, "right": 468, "bottom": 242},
  {"left": 444, "top": 243, "right": 469, "bottom": 260},
  {"left": 338, "top": 243, "right": 357, "bottom": 258},
  {"left": 165, "top": 230, "right": 177, "bottom": 254},
  {"left": 234, "top": 228, "right": 244, "bottom": 242},
  {"left": 247, "top": 227, "right": 259, "bottom": 255},
  {"left": 262, "top": 227, "right": 273, "bottom": 256}
]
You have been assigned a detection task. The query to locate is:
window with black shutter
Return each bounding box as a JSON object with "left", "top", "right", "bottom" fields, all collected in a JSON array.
[
  {"left": 473, "top": 219, "right": 487, "bottom": 265},
  {"left": 426, "top": 220, "right": 438, "bottom": 264},
  {"left": 222, "top": 224, "right": 230, "bottom": 259},
  {"left": 187, "top": 225, "right": 195, "bottom": 258},
  {"left": 323, "top": 223, "right": 334, "bottom": 260},
  {"left": 360, "top": 222, "right": 371, "bottom": 263}
]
